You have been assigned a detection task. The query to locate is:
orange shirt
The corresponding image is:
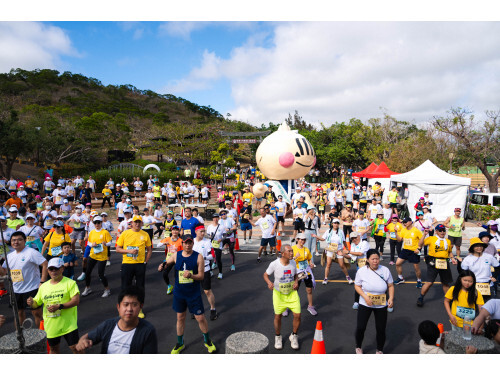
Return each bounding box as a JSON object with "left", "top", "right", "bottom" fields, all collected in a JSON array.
[
  {"left": 6, "top": 197, "right": 23, "bottom": 208},
  {"left": 49, "top": 224, "right": 74, "bottom": 234},
  {"left": 160, "top": 236, "right": 183, "bottom": 260}
]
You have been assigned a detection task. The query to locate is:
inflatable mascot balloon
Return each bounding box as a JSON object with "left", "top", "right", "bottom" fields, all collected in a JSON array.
[{"left": 254, "top": 122, "right": 316, "bottom": 204}]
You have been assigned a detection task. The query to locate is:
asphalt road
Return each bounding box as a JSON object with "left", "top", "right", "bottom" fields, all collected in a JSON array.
[{"left": 0, "top": 246, "right": 464, "bottom": 354}]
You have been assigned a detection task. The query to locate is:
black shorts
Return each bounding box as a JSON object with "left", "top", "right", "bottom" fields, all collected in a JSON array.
[
  {"left": 47, "top": 329, "right": 79, "bottom": 347},
  {"left": 169, "top": 198, "right": 176, "bottom": 204},
  {"left": 294, "top": 221, "right": 305, "bottom": 231},
  {"left": 425, "top": 257, "right": 453, "bottom": 285},
  {"left": 298, "top": 274, "right": 313, "bottom": 288},
  {"left": 399, "top": 249, "right": 421, "bottom": 264},
  {"left": 448, "top": 236, "right": 462, "bottom": 247},
  {"left": 202, "top": 270, "right": 212, "bottom": 291},
  {"left": 277, "top": 216, "right": 285, "bottom": 223},
  {"left": 390, "top": 203, "right": 398, "bottom": 209},
  {"left": 161, "top": 196, "right": 167, "bottom": 202},
  {"left": 14, "top": 289, "right": 40, "bottom": 310},
  {"left": 260, "top": 237, "right": 276, "bottom": 247}
]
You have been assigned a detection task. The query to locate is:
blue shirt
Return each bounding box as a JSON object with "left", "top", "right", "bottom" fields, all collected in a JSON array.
[
  {"left": 181, "top": 217, "right": 200, "bottom": 236},
  {"left": 174, "top": 251, "right": 201, "bottom": 298},
  {"left": 62, "top": 253, "right": 77, "bottom": 278}
]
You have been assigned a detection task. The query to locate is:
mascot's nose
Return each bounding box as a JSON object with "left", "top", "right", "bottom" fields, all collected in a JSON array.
[{"left": 279, "top": 152, "right": 295, "bottom": 168}]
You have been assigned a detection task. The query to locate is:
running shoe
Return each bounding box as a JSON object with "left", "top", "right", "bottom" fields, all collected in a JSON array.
[
  {"left": 352, "top": 302, "right": 359, "bottom": 310},
  {"left": 76, "top": 272, "right": 86, "bottom": 281},
  {"left": 81, "top": 287, "right": 92, "bottom": 297},
  {"left": 106, "top": 260, "right": 111, "bottom": 266},
  {"left": 211, "top": 262, "right": 217, "bottom": 270},
  {"left": 244, "top": 239, "right": 248, "bottom": 244},
  {"left": 171, "top": 343, "right": 185, "bottom": 354},
  {"left": 217, "top": 273, "right": 223, "bottom": 279},
  {"left": 264, "top": 251, "right": 268, "bottom": 256},
  {"left": 416, "top": 281, "right": 423, "bottom": 289},
  {"left": 393, "top": 277, "right": 405, "bottom": 285},
  {"left": 204, "top": 341, "right": 217, "bottom": 353},
  {"left": 376, "top": 350, "right": 383, "bottom": 354},
  {"left": 275, "top": 335, "right": 283, "bottom": 350},
  {"left": 101, "top": 289, "right": 111, "bottom": 298},
  {"left": 322, "top": 278, "right": 328, "bottom": 285},
  {"left": 282, "top": 308, "right": 289, "bottom": 317},
  {"left": 230, "top": 265, "right": 235, "bottom": 271},
  {"left": 416, "top": 296, "right": 424, "bottom": 307},
  {"left": 257, "top": 258, "right": 261, "bottom": 263},
  {"left": 138, "top": 310, "right": 145, "bottom": 319},
  {"left": 248, "top": 239, "right": 252, "bottom": 244},
  {"left": 355, "top": 348, "right": 363, "bottom": 354},
  {"left": 379, "top": 255, "right": 384, "bottom": 261},
  {"left": 389, "top": 261, "right": 395, "bottom": 266},
  {"left": 289, "top": 333, "right": 299, "bottom": 350},
  {"left": 307, "top": 305, "right": 318, "bottom": 316},
  {"left": 167, "top": 284, "right": 173, "bottom": 295},
  {"left": 210, "top": 310, "right": 219, "bottom": 321},
  {"left": 210, "top": 271, "right": 214, "bottom": 277},
  {"left": 346, "top": 276, "right": 354, "bottom": 284}
]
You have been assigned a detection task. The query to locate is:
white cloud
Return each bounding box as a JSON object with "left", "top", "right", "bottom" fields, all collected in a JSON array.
[
  {"left": 159, "top": 22, "right": 209, "bottom": 40},
  {"left": 163, "top": 22, "right": 500, "bottom": 126},
  {"left": 0, "top": 22, "right": 78, "bottom": 73}
]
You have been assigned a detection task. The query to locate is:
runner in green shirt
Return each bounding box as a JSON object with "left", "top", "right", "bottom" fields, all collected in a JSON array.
[{"left": 28, "top": 257, "right": 81, "bottom": 354}]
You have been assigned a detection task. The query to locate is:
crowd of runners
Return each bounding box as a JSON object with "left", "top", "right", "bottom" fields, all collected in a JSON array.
[{"left": 0, "top": 172, "right": 499, "bottom": 354}]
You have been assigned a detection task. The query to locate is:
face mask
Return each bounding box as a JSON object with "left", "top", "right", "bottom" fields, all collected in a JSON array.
[
  {"left": 491, "top": 225, "right": 498, "bottom": 232},
  {"left": 45, "top": 205, "right": 51, "bottom": 210},
  {"left": 76, "top": 210, "right": 82, "bottom": 214}
]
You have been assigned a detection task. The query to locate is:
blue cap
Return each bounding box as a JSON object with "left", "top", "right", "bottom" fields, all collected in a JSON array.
[{"left": 435, "top": 224, "right": 446, "bottom": 231}]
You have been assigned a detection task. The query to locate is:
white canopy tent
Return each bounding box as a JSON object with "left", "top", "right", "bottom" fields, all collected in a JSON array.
[{"left": 389, "top": 160, "right": 471, "bottom": 221}]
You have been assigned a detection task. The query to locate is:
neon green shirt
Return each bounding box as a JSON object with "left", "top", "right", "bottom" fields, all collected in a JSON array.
[{"left": 33, "top": 277, "right": 79, "bottom": 338}]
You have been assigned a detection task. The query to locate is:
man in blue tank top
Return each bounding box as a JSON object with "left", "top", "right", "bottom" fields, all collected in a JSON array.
[{"left": 164, "top": 234, "right": 216, "bottom": 354}]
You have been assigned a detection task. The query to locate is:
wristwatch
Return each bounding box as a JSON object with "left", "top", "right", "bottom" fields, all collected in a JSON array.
[{"left": 59, "top": 304, "right": 64, "bottom": 310}]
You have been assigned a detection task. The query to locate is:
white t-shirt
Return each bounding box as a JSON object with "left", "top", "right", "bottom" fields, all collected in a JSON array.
[
  {"left": 193, "top": 215, "right": 204, "bottom": 224},
  {"left": 355, "top": 265, "right": 393, "bottom": 308},
  {"left": 116, "top": 202, "right": 128, "bottom": 218},
  {"left": 369, "top": 204, "right": 382, "bottom": 220},
  {"left": 69, "top": 213, "right": 88, "bottom": 230},
  {"left": 52, "top": 189, "right": 66, "bottom": 204},
  {"left": 293, "top": 207, "right": 307, "bottom": 220},
  {"left": 2, "top": 247, "right": 46, "bottom": 293},
  {"left": 17, "top": 190, "right": 28, "bottom": 203},
  {"left": 482, "top": 299, "right": 500, "bottom": 319},
  {"left": 275, "top": 201, "right": 287, "bottom": 216},
  {"left": 193, "top": 238, "right": 213, "bottom": 272},
  {"left": 107, "top": 180, "right": 115, "bottom": 189},
  {"left": 141, "top": 215, "right": 156, "bottom": 230},
  {"left": 207, "top": 223, "right": 223, "bottom": 243},
  {"left": 328, "top": 191, "right": 336, "bottom": 206},
  {"left": 201, "top": 187, "right": 209, "bottom": 198},
  {"left": 19, "top": 225, "right": 44, "bottom": 243},
  {"left": 265, "top": 259, "right": 297, "bottom": 294},
  {"left": 134, "top": 181, "right": 143, "bottom": 190},
  {"left": 107, "top": 324, "right": 136, "bottom": 354},
  {"left": 43, "top": 180, "right": 55, "bottom": 191},
  {"left": 87, "top": 179, "right": 96, "bottom": 189},
  {"left": 74, "top": 178, "right": 84, "bottom": 187},
  {"left": 102, "top": 220, "right": 114, "bottom": 233},
  {"left": 0, "top": 227, "right": 15, "bottom": 256},
  {"left": 353, "top": 219, "right": 370, "bottom": 240},
  {"left": 144, "top": 192, "right": 154, "bottom": 203},
  {"left": 461, "top": 254, "right": 499, "bottom": 283},
  {"left": 220, "top": 218, "right": 236, "bottom": 239},
  {"left": 255, "top": 215, "right": 276, "bottom": 239},
  {"left": 118, "top": 220, "right": 131, "bottom": 234},
  {"left": 225, "top": 209, "right": 238, "bottom": 223},
  {"left": 383, "top": 208, "right": 392, "bottom": 221},
  {"left": 350, "top": 240, "right": 370, "bottom": 260}
]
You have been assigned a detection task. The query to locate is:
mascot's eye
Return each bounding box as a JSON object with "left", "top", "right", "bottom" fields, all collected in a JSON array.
[{"left": 295, "top": 152, "right": 300, "bottom": 157}]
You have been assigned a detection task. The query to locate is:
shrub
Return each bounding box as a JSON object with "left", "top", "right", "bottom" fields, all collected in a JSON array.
[
  {"left": 192, "top": 178, "right": 204, "bottom": 187},
  {"left": 468, "top": 204, "right": 500, "bottom": 222}
]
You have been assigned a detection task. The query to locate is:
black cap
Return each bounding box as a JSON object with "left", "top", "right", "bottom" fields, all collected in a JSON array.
[
  {"left": 402, "top": 217, "right": 412, "bottom": 224},
  {"left": 182, "top": 234, "right": 194, "bottom": 242},
  {"left": 212, "top": 213, "right": 220, "bottom": 218}
]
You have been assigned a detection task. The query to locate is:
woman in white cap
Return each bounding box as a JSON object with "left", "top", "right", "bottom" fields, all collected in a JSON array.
[
  {"left": 60, "top": 199, "right": 72, "bottom": 221},
  {"left": 316, "top": 218, "right": 351, "bottom": 284},
  {"left": 19, "top": 213, "right": 44, "bottom": 252},
  {"left": 304, "top": 207, "right": 321, "bottom": 260},
  {"left": 81, "top": 216, "right": 112, "bottom": 298}
]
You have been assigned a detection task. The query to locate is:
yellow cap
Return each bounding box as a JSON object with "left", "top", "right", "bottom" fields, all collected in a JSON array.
[
  {"left": 468, "top": 237, "right": 487, "bottom": 252},
  {"left": 132, "top": 215, "right": 143, "bottom": 222}
]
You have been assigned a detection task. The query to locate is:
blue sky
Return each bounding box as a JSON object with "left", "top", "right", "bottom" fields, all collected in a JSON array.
[{"left": 0, "top": 20, "right": 499, "bottom": 127}]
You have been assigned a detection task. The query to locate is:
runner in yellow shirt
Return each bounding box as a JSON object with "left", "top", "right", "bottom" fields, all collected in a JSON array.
[
  {"left": 116, "top": 215, "right": 152, "bottom": 318},
  {"left": 42, "top": 222, "right": 72, "bottom": 259},
  {"left": 394, "top": 217, "right": 423, "bottom": 287},
  {"left": 292, "top": 233, "right": 317, "bottom": 316}
]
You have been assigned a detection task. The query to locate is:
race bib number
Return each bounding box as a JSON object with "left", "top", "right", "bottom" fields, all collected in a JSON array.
[
  {"left": 164, "top": 230, "right": 172, "bottom": 239},
  {"left": 55, "top": 196, "right": 62, "bottom": 203},
  {"left": 403, "top": 238, "right": 413, "bottom": 247},
  {"left": 298, "top": 260, "right": 308, "bottom": 271},
  {"left": 178, "top": 270, "right": 194, "bottom": 284},
  {"left": 184, "top": 229, "right": 191, "bottom": 235},
  {"left": 51, "top": 246, "right": 62, "bottom": 256},
  {"left": 297, "top": 214, "right": 303, "bottom": 219},
  {"left": 390, "top": 232, "right": 396, "bottom": 239},
  {"left": 144, "top": 224, "right": 151, "bottom": 230},
  {"left": 367, "top": 293, "right": 386, "bottom": 306},
  {"left": 211, "top": 240, "right": 220, "bottom": 249},
  {"left": 377, "top": 224, "right": 384, "bottom": 232},
  {"left": 26, "top": 236, "right": 35, "bottom": 243},
  {"left": 126, "top": 246, "right": 139, "bottom": 258},
  {"left": 74, "top": 222, "right": 81, "bottom": 229},
  {"left": 476, "top": 283, "right": 491, "bottom": 296},
  {"left": 435, "top": 259, "right": 448, "bottom": 269},
  {"left": 358, "top": 226, "right": 366, "bottom": 232},
  {"left": 357, "top": 258, "right": 367, "bottom": 267},
  {"left": 319, "top": 205, "right": 325, "bottom": 209},
  {"left": 456, "top": 306, "right": 475, "bottom": 320},
  {"left": 244, "top": 214, "right": 250, "bottom": 219},
  {"left": 105, "top": 192, "right": 110, "bottom": 196},
  {"left": 279, "top": 208, "right": 284, "bottom": 213},
  {"left": 46, "top": 309, "right": 61, "bottom": 319},
  {"left": 279, "top": 281, "right": 294, "bottom": 295},
  {"left": 93, "top": 244, "right": 104, "bottom": 254},
  {"left": 261, "top": 221, "right": 269, "bottom": 230},
  {"left": 10, "top": 269, "right": 23, "bottom": 282},
  {"left": 45, "top": 219, "right": 54, "bottom": 227},
  {"left": 327, "top": 243, "right": 338, "bottom": 252},
  {"left": 62, "top": 211, "right": 69, "bottom": 217}
]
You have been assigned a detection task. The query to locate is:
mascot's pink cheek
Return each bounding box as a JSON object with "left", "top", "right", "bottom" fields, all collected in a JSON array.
[{"left": 279, "top": 152, "right": 295, "bottom": 168}]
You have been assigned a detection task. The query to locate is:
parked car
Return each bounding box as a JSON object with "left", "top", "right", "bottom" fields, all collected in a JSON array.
[{"left": 470, "top": 192, "right": 500, "bottom": 207}]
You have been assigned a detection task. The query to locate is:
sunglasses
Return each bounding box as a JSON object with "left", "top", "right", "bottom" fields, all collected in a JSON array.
[
  {"left": 48, "top": 267, "right": 61, "bottom": 271},
  {"left": 436, "top": 229, "right": 446, "bottom": 232}
]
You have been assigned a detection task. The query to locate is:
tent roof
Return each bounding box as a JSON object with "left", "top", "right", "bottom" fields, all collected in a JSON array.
[
  {"left": 352, "top": 162, "right": 378, "bottom": 178},
  {"left": 390, "top": 160, "right": 471, "bottom": 186},
  {"left": 364, "top": 162, "right": 399, "bottom": 179}
]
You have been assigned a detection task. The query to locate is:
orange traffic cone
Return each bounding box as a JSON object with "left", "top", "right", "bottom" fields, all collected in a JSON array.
[
  {"left": 40, "top": 320, "right": 50, "bottom": 354},
  {"left": 276, "top": 231, "right": 282, "bottom": 252},
  {"left": 311, "top": 321, "right": 326, "bottom": 354},
  {"left": 234, "top": 230, "right": 240, "bottom": 250},
  {"left": 345, "top": 234, "right": 351, "bottom": 251}
]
